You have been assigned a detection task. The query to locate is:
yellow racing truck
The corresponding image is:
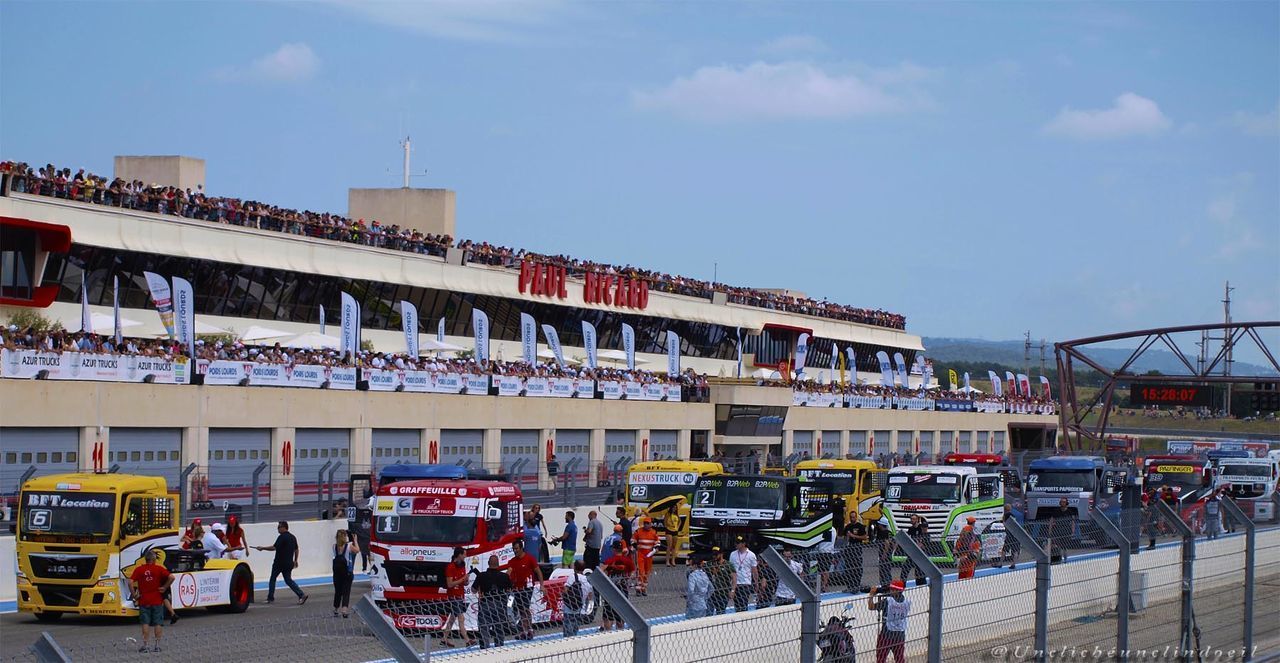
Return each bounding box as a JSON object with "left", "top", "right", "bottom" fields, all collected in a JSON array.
[
  {"left": 794, "top": 459, "right": 886, "bottom": 530},
  {"left": 15, "top": 473, "right": 254, "bottom": 621},
  {"left": 624, "top": 460, "right": 723, "bottom": 560}
]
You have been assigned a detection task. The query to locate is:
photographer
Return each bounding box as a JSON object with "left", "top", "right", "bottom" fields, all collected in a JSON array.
[{"left": 867, "top": 579, "right": 910, "bottom": 663}]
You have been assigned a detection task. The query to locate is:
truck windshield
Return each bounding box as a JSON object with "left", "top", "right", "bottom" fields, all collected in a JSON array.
[
  {"left": 1220, "top": 464, "right": 1271, "bottom": 478},
  {"left": 884, "top": 475, "right": 961, "bottom": 503},
  {"left": 797, "top": 470, "right": 856, "bottom": 494},
  {"left": 375, "top": 515, "right": 477, "bottom": 544},
  {"left": 1027, "top": 470, "right": 1096, "bottom": 494},
  {"left": 1146, "top": 465, "right": 1204, "bottom": 489},
  {"left": 694, "top": 478, "right": 784, "bottom": 510},
  {"left": 19, "top": 492, "right": 117, "bottom": 542}
]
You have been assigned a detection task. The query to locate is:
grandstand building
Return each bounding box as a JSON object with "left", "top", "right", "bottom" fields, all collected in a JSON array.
[{"left": 0, "top": 156, "right": 1056, "bottom": 503}]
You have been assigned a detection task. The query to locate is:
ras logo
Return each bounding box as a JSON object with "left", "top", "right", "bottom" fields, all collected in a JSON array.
[{"left": 176, "top": 573, "right": 198, "bottom": 607}]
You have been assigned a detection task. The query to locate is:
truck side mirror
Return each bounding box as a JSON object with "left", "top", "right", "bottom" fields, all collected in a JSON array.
[{"left": 487, "top": 506, "right": 504, "bottom": 521}]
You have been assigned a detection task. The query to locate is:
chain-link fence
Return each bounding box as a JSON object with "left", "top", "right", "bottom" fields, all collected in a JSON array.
[{"left": 7, "top": 497, "right": 1276, "bottom": 662}]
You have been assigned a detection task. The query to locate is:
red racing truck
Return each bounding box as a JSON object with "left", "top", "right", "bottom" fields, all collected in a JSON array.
[
  {"left": 368, "top": 478, "right": 589, "bottom": 632},
  {"left": 1143, "top": 455, "right": 1217, "bottom": 532}
]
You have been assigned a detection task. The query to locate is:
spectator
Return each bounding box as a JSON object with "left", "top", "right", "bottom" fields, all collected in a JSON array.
[
  {"left": 129, "top": 549, "right": 173, "bottom": 654},
  {"left": 203, "top": 523, "right": 229, "bottom": 559},
  {"left": 1045, "top": 499, "right": 1075, "bottom": 563},
  {"left": 706, "top": 547, "right": 733, "bottom": 616},
  {"left": 954, "top": 517, "right": 980, "bottom": 580},
  {"left": 439, "top": 546, "right": 474, "bottom": 647},
  {"left": 999, "top": 503, "right": 1020, "bottom": 570},
  {"left": 507, "top": 539, "right": 542, "bottom": 640},
  {"left": 904, "top": 514, "right": 929, "bottom": 586},
  {"left": 253, "top": 521, "right": 308, "bottom": 605},
  {"left": 729, "top": 537, "right": 761, "bottom": 613},
  {"left": 561, "top": 560, "right": 591, "bottom": 637},
  {"left": 601, "top": 539, "right": 635, "bottom": 631},
  {"left": 868, "top": 579, "right": 911, "bottom": 663},
  {"left": 773, "top": 549, "right": 803, "bottom": 606},
  {"left": 685, "top": 556, "right": 711, "bottom": 618},
  {"left": 550, "top": 511, "right": 578, "bottom": 568},
  {"left": 843, "top": 518, "right": 869, "bottom": 591},
  {"left": 522, "top": 513, "right": 546, "bottom": 565},
  {"left": 604, "top": 524, "right": 628, "bottom": 557},
  {"left": 224, "top": 516, "right": 248, "bottom": 560},
  {"left": 1203, "top": 490, "right": 1223, "bottom": 541},
  {"left": 663, "top": 504, "right": 682, "bottom": 567},
  {"left": 582, "top": 510, "right": 604, "bottom": 568},
  {"left": 632, "top": 517, "right": 659, "bottom": 596},
  {"left": 815, "top": 524, "right": 837, "bottom": 592},
  {"left": 529, "top": 504, "right": 550, "bottom": 562},
  {"left": 331, "top": 530, "right": 359, "bottom": 618},
  {"left": 473, "top": 555, "right": 512, "bottom": 649},
  {"left": 872, "top": 519, "right": 894, "bottom": 586},
  {"left": 616, "top": 506, "right": 633, "bottom": 543}
]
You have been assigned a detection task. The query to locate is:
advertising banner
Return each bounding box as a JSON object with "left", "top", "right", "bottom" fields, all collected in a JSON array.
[
  {"left": 893, "top": 352, "right": 909, "bottom": 388},
  {"left": 143, "top": 271, "right": 175, "bottom": 339},
  {"left": 340, "top": 292, "right": 360, "bottom": 357},
  {"left": 497, "top": 375, "right": 522, "bottom": 397},
  {"left": 172, "top": 277, "right": 195, "bottom": 359},
  {"left": 601, "top": 381, "right": 623, "bottom": 400},
  {"left": 401, "top": 300, "right": 420, "bottom": 357},
  {"left": 542, "top": 324, "right": 565, "bottom": 369},
  {"left": 199, "top": 360, "right": 354, "bottom": 390},
  {"left": 666, "top": 332, "right": 681, "bottom": 376},
  {"left": 582, "top": 321, "right": 598, "bottom": 369},
  {"left": 621, "top": 324, "right": 636, "bottom": 371},
  {"left": 876, "top": 351, "right": 893, "bottom": 387},
  {"left": 462, "top": 374, "right": 490, "bottom": 395},
  {"left": 520, "top": 313, "right": 537, "bottom": 364},
  {"left": 472, "top": 310, "right": 490, "bottom": 362},
  {"left": 794, "top": 333, "right": 809, "bottom": 379},
  {"left": 1, "top": 350, "right": 189, "bottom": 384},
  {"left": 524, "top": 377, "right": 549, "bottom": 397}
]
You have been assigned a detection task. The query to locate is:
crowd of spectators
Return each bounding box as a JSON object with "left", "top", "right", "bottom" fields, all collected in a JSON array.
[
  {"left": 781, "top": 376, "right": 1057, "bottom": 408},
  {"left": 1, "top": 159, "right": 904, "bottom": 330}
]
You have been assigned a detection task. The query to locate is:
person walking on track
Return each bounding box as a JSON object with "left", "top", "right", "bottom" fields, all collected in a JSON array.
[
  {"left": 632, "top": 517, "right": 660, "bottom": 596},
  {"left": 254, "top": 521, "right": 308, "bottom": 604},
  {"left": 331, "top": 529, "right": 359, "bottom": 617}
]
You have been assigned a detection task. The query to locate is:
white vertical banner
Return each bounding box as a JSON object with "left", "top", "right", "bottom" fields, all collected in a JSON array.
[
  {"left": 963, "top": 371, "right": 971, "bottom": 393},
  {"left": 581, "top": 321, "right": 598, "bottom": 369},
  {"left": 400, "top": 300, "right": 419, "bottom": 357},
  {"left": 621, "top": 323, "right": 636, "bottom": 371},
  {"left": 171, "top": 277, "right": 195, "bottom": 359},
  {"left": 80, "top": 272, "right": 91, "bottom": 333},
  {"left": 846, "top": 348, "right": 857, "bottom": 383},
  {"left": 437, "top": 317, "right": 445, "bottom": 343},
  {"left": 143, "top": 271, "right": 176, "bottom": 339},
  {"left": 893, "top": 352, "right": 909, "bottom": 388},
  {"left": 318, "top": 304, "right": 326, "bottom": 336},
  {"left": 112, "top": 275, "right": 122, "bottom": 345},
  {"left": 876, "top": 351, "right": 894, "bottom": 387},
  {"left": 735, "top": 327, "right": 743, "bottom": 378},
  {"left": 340, "top": 292, "right": 359, "bottom": 358},
  {"left": 829, "top": 343, "right": 838, "bottom": 374},
  {"left": 923, "top": 362, "right": 934, "bottom": 390},
  {"left": 1040, "top": 375, "right": 1052, "bottom": 399},
  {"left": 987, "top": 370, "right": 1000, "bottom": 396},
  {"left": 520, "top": 312, "right": 537, "bottom": 364},
  {"left": 472, "top": 309, "right": 490, "bottom": 362},
  {"left": 542, "top": 324, "right": 565, "bottom": 369},
  {"left": 1005, "top": 371, "right": 1016, "bottom": 395},
  {"left": 666, "top": 331, "right": 681, "bottom": 376},
  {"left": 1017, "top": 373, "right": 1031, "bottom": 397},
  {"left": 794, "top": 333, "right": 810, "bottom": 379}
]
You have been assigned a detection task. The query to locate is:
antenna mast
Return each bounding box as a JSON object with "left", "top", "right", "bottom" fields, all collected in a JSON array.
[{"left": 401, "top": 136, "right": 411, "bottom": 189}]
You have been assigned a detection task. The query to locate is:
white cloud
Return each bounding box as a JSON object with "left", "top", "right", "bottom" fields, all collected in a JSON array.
[
  {"left": 318, "top": 0, "right": 567, "bottom": 41},
  {"left": 1043, "top": 92, "right": 1172, "bottom": 140},
  {"left": 217, "top": 43, "right": 320, "bottom": 83},
  {"left": 1205, "top": 172, "right": 1264, "bottom": 260},
  {"left": 1230, "top": 103, "right": 1280, "bottom": 137},
  {"left": 632, "top": 61, "right": 934, "bottom": 122},
  {"left": 758, "top": 34, "right": 829, "bottom": 57}
]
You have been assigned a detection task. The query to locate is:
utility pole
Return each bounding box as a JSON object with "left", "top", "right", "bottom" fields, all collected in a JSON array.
[
  {"left": 401, "top": 136, "right": 411, "bottom": 188},
  {"left": 1039, "top": 339, "right": 1047, "bottom": 378},
  {"left": 1024, "top": 330, "right": 1032, "bottom": 378},
  {"left": 1223, "top": 281, "right": 1234, "bottom": 414}
]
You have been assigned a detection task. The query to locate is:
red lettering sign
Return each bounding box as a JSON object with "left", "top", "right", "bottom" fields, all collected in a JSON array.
[{"left": 519, "top": 260, "right": 647, "bottom": 310}]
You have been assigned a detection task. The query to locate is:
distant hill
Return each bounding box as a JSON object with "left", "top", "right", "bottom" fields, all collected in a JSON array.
[{"left": 922, "top": 337, "right": 1278, "bottom": 376}]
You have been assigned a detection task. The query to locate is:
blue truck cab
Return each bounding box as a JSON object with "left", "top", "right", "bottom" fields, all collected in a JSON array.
[{"left": 1024, "top": 456, "right": 1125, "bottom": 523}]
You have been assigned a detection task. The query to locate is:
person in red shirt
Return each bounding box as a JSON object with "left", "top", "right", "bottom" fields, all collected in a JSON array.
[
  {"left": 440, "top": 547, "right": 476, "bottom": 648},
  {"left": 601, "top": 540, "right": 635, "bottom": 631},
  {"left": 129, "top": 550, "right": 173, "bottom": 654},
  {"left": 507, "top": 539, "right": 543, "bottom": 640}
]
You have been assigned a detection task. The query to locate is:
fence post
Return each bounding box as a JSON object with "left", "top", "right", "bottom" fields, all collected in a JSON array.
[
  {"left": 1091, "top": 506, "right": 1132, "bottom": 661},
  {"left": 1220, "top": 497, "right": 1255, "bottom": 661},
  {"left": 587, "top": 567, "right": 649, "bottom": 663},
  {"left": 353, "top": 594, "right": 424, "bottom": 662},
  {"left": 317, "top": 460, "right": 332, "bottom": 514},
  {"left": 892, "top": 531, "right": 944, "bottom": 663},
  {"left": 761, "top": 546, "right": 819, "bottom": 663},
  {"left": 178, "top": 463, "right": 197, "bottom": 519},
  {"left": 18, "top": 465, "right": 37, "bottom": 489},
  {"left": 1002, "top": 518, "right": 1050, "bottom": 663},
  {"left": 31, "top": 632, "right": 71, "bottom": 663},
  {"left": 1154, "top": 500, "right": 1195, "bottom": 663},
  {"left": 251, "top": 462, "right": 268, "bottom": 524},
  {"left": 108, "top": 463, "right": 120, "bottom": 473},
  {"left": 327, "top": 461, "right": 343, "bottom": 505}
]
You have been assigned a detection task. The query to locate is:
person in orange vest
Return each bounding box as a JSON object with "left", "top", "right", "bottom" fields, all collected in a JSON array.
[
  {"left": 954, "top": 516, "right": 981, "bottom": 580},
  {"left": 632, "top": 517, "right": 660, "bottom": 596}
]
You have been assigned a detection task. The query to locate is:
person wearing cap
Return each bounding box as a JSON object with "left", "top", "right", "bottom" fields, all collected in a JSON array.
[
  {"left": 632, "top": 517, "right": 660, "bottom": 596},
  {"left": 684, "top": 556, "right": 711, "bottom": 619},
  {"left": 706, "top": 547, "right": 733, "bottom": 615},
  {"left": 601, "top": 539, "right": 635, "bottom": 631},
  {"left": 729, "top": 536, "right": 761, "bottom": 613},
  {"left": 872, "top": 518, "right": 894, "bottom": 586},
  {"left": 954, "top": 517, "right": 980, "bottom": 580},
  {"left": 224, "top": 516, "right": 248, "bottom": 560},
  {"left": 201, "top": 523, "right": 228, "bottom": 559},
  {"left": 868, "top": 579, "right": 911, "bottom": 663},
  {"left": 603, "top": 523, "right": 628, "bottom": 557}
]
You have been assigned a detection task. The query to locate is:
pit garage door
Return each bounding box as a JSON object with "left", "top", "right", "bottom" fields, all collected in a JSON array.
[
  {"left": 1, "top": 428, "right": 78, "bottom": 495},
  {"left": 111, "top": 428, "right": 182, "bottom": 486}
]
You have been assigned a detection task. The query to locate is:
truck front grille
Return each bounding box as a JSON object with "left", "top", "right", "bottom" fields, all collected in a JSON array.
[{"left": 36, "top": 584, "right": 84, "bottom": 607}]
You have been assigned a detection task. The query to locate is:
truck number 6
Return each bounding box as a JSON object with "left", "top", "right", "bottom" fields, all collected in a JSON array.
[{"left": 28, "top": 509, "right": 51, "bottom": 530}]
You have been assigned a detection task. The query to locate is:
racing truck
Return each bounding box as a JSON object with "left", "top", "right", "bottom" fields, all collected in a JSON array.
[
  {"left": 1142, "top": 455, "right": 1217, "bottom": 533},
  {"left": 623, "top": 460, "right": 724, "bottom": 560},
  {"left": 944, "top": 453, "right": 1025, "bottom": 518},
  {"left": 15, "top": 473, "right": 254, "bottom": 621},
  {"left": 688, "top": 474, "right": 835, "bottom": 553},
  {"left": 1024, "top": 456, "right": 1128, "bottom": 545},
  {"left": 368, "top": 477, "right": 590, "bottom": 632},
  {"left": 794, "top": 458, "right": 885, "bottom": 530},
  {"left": 882, "top": 465, "right": 1005, "bottom": 564},
  {"left": 1212, "top": 454, "right": 1279, "bottom": 522}
]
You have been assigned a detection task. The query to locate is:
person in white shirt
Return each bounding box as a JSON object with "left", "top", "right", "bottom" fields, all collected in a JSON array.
[
  {"left": 773, "top": 549, "right": 804, "bottom": 606},
  {"left": 201, "top": 523, "right": 228, "bottom": 559},
  {"left": 729, "top": 537, "right": 761, "bottom": 613}
]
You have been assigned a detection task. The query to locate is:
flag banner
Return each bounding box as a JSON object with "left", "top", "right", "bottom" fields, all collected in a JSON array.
[
  {"left": 923, "top": 363, "right": 934, "bottom": 390},
  {"left": 963, "top": 371, "right": 971, "bottom": 393},
  {"left": 2, "top": 349, "right": 189, "bottom": 384},
  {"left": 893, "top": 352, "right": 909, "bottom": 388},
  {"left": 172, "top": 277, "right": 195, "bottom": 359},
  {"left": 950, "top": 369, "right": 960, "bottom": 391},
  {"left": 1017, "top": 373, "right": 1031, "bottom": 397},
  {"left": 340, "top": 292, "right": 360, "bottom": 358},
  {"left": 542, "top": 324, "right": 566, "bottom": 369},
  {"left": 1005, "top": 371, "right": 1016, "bottom": 395},
  {"left": 437, "top": 317, "right": 445, "bottom": 343},
  {"left": 143, "top": 271, "right": 176, "bottom": 339},
  {"left": 472, "top": 309, "right": 490, "bottom": 362},
  {"left": 993, "top": 375, "right": 1004, "bottom": 397},
  {"left": 830, "top": 344, "right": 838, "bottom": 373},
  {"left": 846, "top": 348, "right": 856, "bottom": 383},
  {"left": 80, "top": 273, "right": 91, "bottom": 333},
  {"left": 112, "top": 276, "right": 122, "bottom": 346},
  {"left": 582, "top": 321, "right": 598, "bottom": 369},
  {"left": 794, "top": 333, "right": 810, "bottom": 378},
  {"left": 520, "top": 313, "right": 537, "bottom": 364},
  {"left": 837, "top": 347, "right": 847, "bottom": 385},
  {"left": 1040, "top": 375, "right": 1052, "bottom": 399},
  {"left": 319, "top": 304, "right": 326, "bottom": 336},
  {"left": 621, "top": 323, "right": 636, "bottom": 371},
  {"left": 735, "top": 327, "right": 743, "bottom": 379},
  {"left": 400, "top": 300, "right": 420, "bottom": 357},
  {"left": 666, "top": 332, "right": 681, "bottom": 376},
  {"left": 876, "top": 351, "right": 894, "bottom": 387}
]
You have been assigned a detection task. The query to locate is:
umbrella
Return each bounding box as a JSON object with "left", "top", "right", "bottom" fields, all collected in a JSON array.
[
  {"left": 597, "top": 349, "right": 650, "bottom": 365},
  {"left": 280, "top": 331, "right": 341, "bottom": 350},
  {"left": 90, "top": 312, "right": 141, "bottom": 334},
  {"left": 240, "top": 325, "right": 293, "bottom": 341},
  {"left": 421, "top": 337, "right": 466, "bottom": 352},
  {"left": 195, "top": 320, "right": 231, "bottom": 335}
]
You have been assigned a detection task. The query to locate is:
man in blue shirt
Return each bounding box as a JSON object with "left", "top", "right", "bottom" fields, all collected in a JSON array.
[
  {"left": 522, "top": 513, "right": 545, "bottom": 561},
  {"left": 551, "top": 511, "right": 579, "bottom": 567}
]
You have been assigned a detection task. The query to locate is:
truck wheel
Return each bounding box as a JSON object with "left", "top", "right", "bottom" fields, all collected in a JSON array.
[
  {"left": 34, "top": 612, "right": 62, "bottom": 623},
  {"left": 211, "top": 565, "right": 253, "bottom": 613}
]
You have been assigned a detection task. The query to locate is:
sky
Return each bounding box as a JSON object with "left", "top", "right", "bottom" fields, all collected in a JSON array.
[{"left": 2, "top": 1, "right": 1277, "bottom": 349}]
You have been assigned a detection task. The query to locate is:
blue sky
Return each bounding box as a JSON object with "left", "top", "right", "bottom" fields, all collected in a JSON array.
[{"left": 2, "top": 1, "right": 1277, "bottom": 347}]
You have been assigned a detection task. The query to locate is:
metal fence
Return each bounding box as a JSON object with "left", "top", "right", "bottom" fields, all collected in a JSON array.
[{"left": 7, "top": 498, "right": 1275, "bottom": 662}]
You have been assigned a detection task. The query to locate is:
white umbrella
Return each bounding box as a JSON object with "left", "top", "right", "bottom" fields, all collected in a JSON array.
[
  {"left": 240, "top": 325, "right": 293, "bottom": 342},
  {"left": 749, "top": 367, "right": 774, "bottom": 379},
  {"left": 536, "top": 348, "right": 580, "bottom": 364},
  {"left": 90, "top": 312, "right": 140, "bottom": 334},
  {"left": 195, "top": 320, "right": 231, "bottom": 335},
  {"left": 597, "top": 349, "right": 650, "bottom": 365},
  {"left": 280, "top": 331, "right": 341, "bottom": 350},
  {"left": 421, "top": 337, "right": 466, "bottom": 352}
]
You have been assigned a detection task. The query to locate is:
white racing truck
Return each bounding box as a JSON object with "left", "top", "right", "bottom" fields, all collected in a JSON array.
[
  {"left": 882, "top": 466, "right": 1005, "bottom": 565},
  {"left": 1214, "top": 455, "right": 1279, "bottom": 523}
]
